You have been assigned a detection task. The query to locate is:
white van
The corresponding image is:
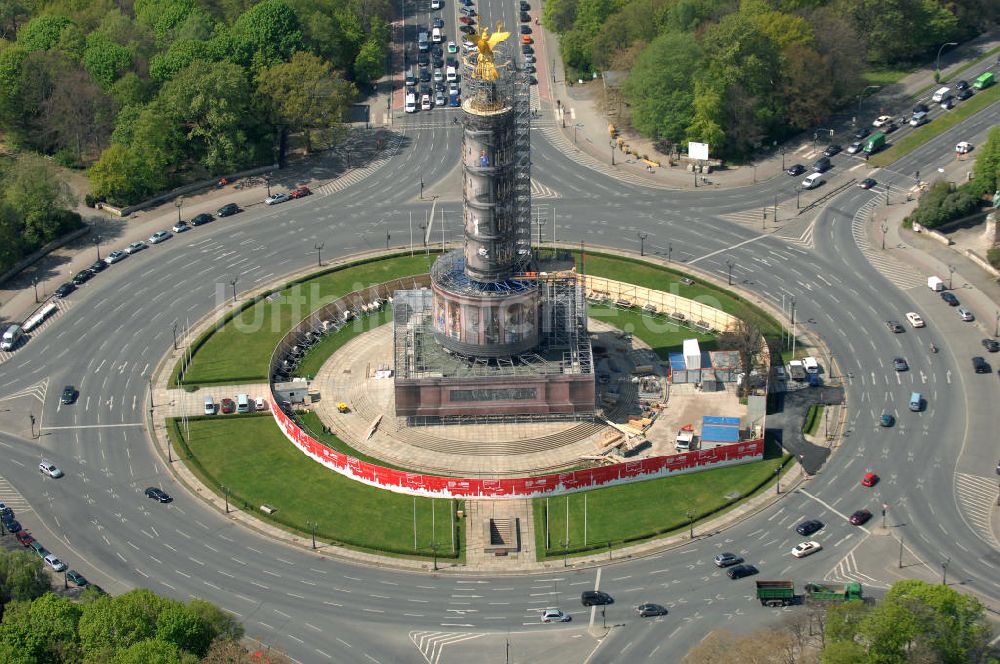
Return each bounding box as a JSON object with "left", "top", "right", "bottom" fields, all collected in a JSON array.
[
  {"left": 204, "top": 396, "right": 216, "bottom": 415},
  {"left": 1, "top": 324, "right": 23, "bottom": 351},
  {"left": 931, "top": 86, "right": 951, "bottom": 102},
  {"left": 927, "top": 276, "right": 944, "bottom": 291},
  {"left": 802, "top": 356, "right": 819, "bottom": 374},
  {"left": 421, "top": 94, "right": 431, "bottom": 111},
  {"left": 405, "top": 92, "right": 417, "bottom": 113},
  {"left": 432, "top": 27, "right": 442, "bottom": 43},
  {"left": 801, "top": 172, "right": 824, "bottom": 189},
  {"left": 446, "top": 65, "right": 457, "bottom": 82},
  {"left": 236, "top": 394, "right": 250, "bottom": 414}
]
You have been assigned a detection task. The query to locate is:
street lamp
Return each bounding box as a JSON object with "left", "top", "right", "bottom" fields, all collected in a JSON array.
[
  {"left": 947, "top": 264, "right": 955, "bottom": 290},
  {"left": 610, "top": 139, "right": 616, "bottom": 166},
  {"left": 881, "top": 222, "right": 888, "bottom": 250},
  {"left": 221, "top": 485, "right": 230, "bottom": 514},
  {"left": 264, "top": 174, "right": 272, "bottom": 197},
  {"left": 560, "top": 539, "right": 569, "bottom": 567},
  {"left": 431, "top": 541, "right": 440, "bottom": 571},
  {"left": 796, "top": 186, "right": 801, "bottom": 209},
  {"left": 667, "top": 243, "right": 672, "bottom": 263},
  {"left": 941, "top": 557, "right": 950, "bottom": 585},
  {"left": 573, "top": 123, "right": 583, "bottom": 145},
  {"left": 32, "top": 278, "right": 38, "bottom": 303},
  {"left": 229, "top": 276, "right": 238, "bottom": 303},
  {"left": 29, "top": 413, "right": 36, "bottom": 439},
  {"left": 315, "top": 242, "right": 324, "bottom": 267},
  {"left": 307, "top": 521, "right": 317, "bottom": 549},
  {"left": 686, "top": 510, "right": 694, "bottom": 539},
  {"left": 936, "top": 42, "right": 958, "bottom": 79},
  {"left": 775, "top": 465, "right": 781, "bottom": 494},
  {"left": 385, "top": 228, "right": 391, "bottom": 250},
  {"left": 172, "top": 323, "right": 178, "bottom": 350},
  {"left": 637, "top": 232, "right": 648, "bottom": 257},
  {"left": 93, "top": 235, "right": 102, "bottom": 261},
  {"left": 725, "top": 258, "right": 734, "bottom": 286},
  {"left": 780, "top": 147, "right": 785, "bottom": 171},
  {"left": 175, "top": 197, "right": 183, "bottom": 223}
]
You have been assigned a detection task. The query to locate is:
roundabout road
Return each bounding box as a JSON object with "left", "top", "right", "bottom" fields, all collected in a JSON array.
[{"left": 1, "top": 93, "right": 999, "bottom": 662}]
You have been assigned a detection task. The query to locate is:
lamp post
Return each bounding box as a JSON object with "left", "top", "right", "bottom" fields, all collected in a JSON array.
[
  {"left": 796, "top": 186, "right": 801, "bottom": 209},
  {"left": 941, "top": 557, "right": 950, "bottom": 585},
  {"left": 637, "top": 232, "right": 647, "bottom": 256},
  {"left": 560, "top": 539, "right": 569, "bottom": 567},
  {"left": 315, "top": 242, "right": 324, "bottom": 267},
  {"left": 346, "top": 148, "right": 352, "bottom": 169},
  {"left": 419, "top": 176, "right": 424, "bottom": 200},
  {"left": 610, "top": 139, "right": 616, "bottom": 166},
  {"left": 385, "top": 228, "right": 391, "bottom": 250},
  {"left": 32, "top": 278, "right": 38, "bottom": 303},
  {"left": 667, "top": 243, "right": 672, "bottom": 263},
  {"left": 175, "top": 197, "right": 183, "bottom": 224},
  {"left": 881, "top": 222, "right": 888, "bottom": 250},
  {"left": 93, "top": 235, "right": 102, "bottom": 261},
  {"left": 229, "top": 276, "right": 238, "bottom": 303},
  {"left": 264, "top": 174, "right": 272, "bottom": 197},
  {"left": 221, "top": 485, "right": 230, "bottom": 514},
  {"left": 725, "top": 258, "right": 734, "bottom": 286},
  {"left": 172, "top": 323, "right": 178, "bottom": 350},
  {"left": 947, "top": 264, "right": 955, "bottom": 290},
  {"left": 936, "top": 42, "right": 958, "bottom": 79},
  {"left": 775, "top": 465, "right": 781, "bottom": 494},
  {"left": 307, "top": 521, "right": 317, "bottom": 549},
  {"left": 431, "top": 541, "right": 440, "bottom": 571},
  {"left": 29, "top": 413, "right": 36, "bottom": 439},
  {"left": 995, "top": 311, "right": 999, "bottom": 337},
  {"left": 780, "top": 147, "right": 785, "bottom": 171},
  {"left": 686, "top": 510, "right": 694, "bottom": 539},
  {"left": 573, "top": 123, "right": 583, "bottom": 145}
]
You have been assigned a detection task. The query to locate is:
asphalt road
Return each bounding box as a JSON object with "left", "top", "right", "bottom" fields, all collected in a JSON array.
[{"left": 1, "top": 19, "right": 999, "bottom": 664}]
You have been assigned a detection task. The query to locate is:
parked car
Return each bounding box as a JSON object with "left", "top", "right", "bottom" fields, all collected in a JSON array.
[
  {"left": 791, "top": 541, "right": 822, "bottom": 558},
  {"left": 43, "top": 554, "right": 67, "bottom": 572},
  {"left": 61, "top": 385, "right": 77, "bottom": 404},
  {"left": 635, "top": 603, "right": 668, "bottom": 617},
  {"left": 958, "top": 307, "right": 975, "bottom": 322},
  {"left": 190, "top": 213, "right": 214, "bottom": 226},
  {"left": 54, "top": 282, "right": 75, "bottom": 298},
  {"left": 144, "top": 487, "right": 172, "bottom": 503},
  {"left": 581, "top": 590, "right": 613, "bottom": 606},
  {"left": 264, "top": 192, "right": 290, "bottom": 205},
  {"left": 982, "top": 338, "right": 999, "bottom": 352},
  {"left": 941, "top": 291, "right": 959, "bottom": 306},
  {"left": 290, "top": 186, "right": 312, "bottom": 199},
  {"left": 125, "top": 241, "right": 146, "bottom": 254},
  {"left": 217, "top": 203, "right": 240, "bottom": 217},
  {"left": 796, "top": 519, "right": 824, "bottom": 536},
  {"left": 66, "top": 570, "right": 88, "bottom": 586},
  {"left": 726, "top": 564, "right": 758, "bottom": 579},
  {"left": 172, "top": 220, "right": 189, "bottom": 233},
  {"left": 88, "top": 260, "right": 107, "bottom": 273},
  {"left": 71, "top": 270, "right": 93, "bottom": 286},
  {"left": 220, "top": 398, "right": 236, "bottom": 414},
  {"left": 541, "top": 608, "right": 570, "bottom": 623},
  {"left": 2, "top": 517, "right": 21, "bottom": 533},
  {"left": 39, "top": 461, "right": 63, "bottom": 478},
  {"left": 861, "top": 472, "right": 879, "bottom": 487},
  {"left": 15, "top": 531, "right": 34, "bottom": 547},
  {"left": 823, "top": 144, "right": 841, "bottom": 157},
  {"left": 30, "top": 542, "right": 48, "bottom": 558},
  {"left": 972, "top": 357, "right": 990, "bottom": 374},
  {"left": 786, "top": 164, "right": 805, "bottom": 176},
  {"left": 520, "top": 25, "right": 531, "bottom": 34},
  {"left": 148, "top": 230, "right": 172, "bottom": 244},
  {"left": 849, "top": 509, "right": 872, "bottom": 525},
  {"left": 105, "top": 250, "right": 127, "bottom": 264},
  {"left": 714, "top": 552, "right": 743, "bottom": 568}
]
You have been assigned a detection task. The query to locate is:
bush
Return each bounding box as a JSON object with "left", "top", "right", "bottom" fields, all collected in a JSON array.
[
  {"left": 906, "top": 180, "right": 982, "bottom": 228},
  {"left": 988, "top": 246, "right": 1000, "bottom": 270}
]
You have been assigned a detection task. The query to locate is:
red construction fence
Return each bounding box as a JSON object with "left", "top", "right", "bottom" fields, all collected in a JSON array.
[{"left": 270, "top": 396, "right": 765, "bottom": 499}]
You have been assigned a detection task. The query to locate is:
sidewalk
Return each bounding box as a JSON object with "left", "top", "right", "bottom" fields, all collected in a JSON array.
[{"left": 542, "top": 26, "right": 1000, "bottom": 190}]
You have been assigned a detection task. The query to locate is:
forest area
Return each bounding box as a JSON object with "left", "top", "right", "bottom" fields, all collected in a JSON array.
[{"left": 542, "top": 0, "right": 1000, "bottom": 159}]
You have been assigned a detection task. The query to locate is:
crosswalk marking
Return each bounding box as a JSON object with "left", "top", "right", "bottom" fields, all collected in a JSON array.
[
  {"left": 530, "top": 180, "right": 559, "bottom": 199},
  {"left": 954, "top": 473, "right": 1000, "bottom": 549},
  {"left": 0, "top": 377, "right": 48, "bottom": 404},
  {"left": 851, "top": 196, "right": 923, "bottom": 290},
  {"left": 0, "top": 475, "right": 32, "bottom": 514},
  {"left": 315, "top": 132, "right": 404, "bottom": 197},
  {"left": 409, "top": 631, "right": 486, "bottom": 664}
]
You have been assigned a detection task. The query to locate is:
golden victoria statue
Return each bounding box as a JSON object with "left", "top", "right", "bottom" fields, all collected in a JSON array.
[{"left": 472, "top": 22, "right": 510, "bottom": 81}]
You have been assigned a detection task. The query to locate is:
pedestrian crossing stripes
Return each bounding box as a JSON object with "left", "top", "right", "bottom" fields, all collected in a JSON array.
[
  {"left": 0, "top": 299, "right": 71, "bottom": 365},
  {"left": 409, "top": 631, "right": 485, "bottom": 664},
  {"left": 825, "top": 550, "right": 890, "bottom": 589},
  {"left": 0, "top": 475, "right": 31, "bottom": 514},
  {"left": 530, "top": 180, "right": 559, "bottom": 199},
  {"left": 534, "top": 123, "right": 675, "bottom": 190},
  {"left": 0, "top": 377, "right": 47, "bottom": 404},
  {"left": 314, "top": 133, "right": 404, "bottom": 197},
  {"left": 851, "top": 198, "right": 923, "bottom": 290},
  {"left": 720, "top": 205, "right": 793, "bottom": 228},
  {"left": 773, "top": 216, "right": 819, "bottom": 250},
  {"left": 954, "top": 472, "right": 1000, "bottom": 549}
]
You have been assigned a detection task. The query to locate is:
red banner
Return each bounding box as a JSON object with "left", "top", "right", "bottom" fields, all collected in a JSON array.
[{"left": 270, "top": 396, "right": 764, "bottom": 499}]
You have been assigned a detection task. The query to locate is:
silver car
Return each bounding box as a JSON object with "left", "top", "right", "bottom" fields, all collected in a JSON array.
[
  {"left": 125, "top": 241, "right": 147, "bottom": 254},
  {"left": 39, "top": 460, "right": 63, "bottom": 478},
  {"left": 148, "top": 230, "right": 172, "bottom": 244},
  {"left": 104, "top": 250, "right": 126, "bottom": 264},
  {"left": 958, "top": 307, "right": 975, "bottom": 321}
]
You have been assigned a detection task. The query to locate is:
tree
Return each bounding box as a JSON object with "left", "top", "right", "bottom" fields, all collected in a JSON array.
[
  {"left": 39, "top": 59, "right": 115, "bottom": 163},
  {"left": 542, "top": 0, "right": 578, "bottom": 33},
  {"left": 779, "top": 44, "right": 834, "bottom": 131},
  {"left": 154, "top": 602, "right": 213, "bottom": 657},
  {"left": 82, "top": 31, "right": 134, "bottom": 89},
  {"left": 1, "top": 153, "right": 77, "bottom": 245},
  {"left": 230, "top": 0, "right": 303, "bottom": 70},
  {"left": 77, "top": 589, "right": 168, "bottom": 659},
  {"left": 353, "top": 36, "right": 384, "bottom": 85},
  {"left": 257, "top": 51, "right": 355, "bottom": 153},
  {"left": 110, "top": 638, "right": 182, "bottom": 664},
  {"left": 718, "top": 318, "right": 764, "bottom": 398},
  {"left": 0, "top": 0, "right": 32, "bottom": 41},
  {"left": 186, "top": 599, "right": 242, "bottom": 642},
  {"left": 148, "top": 37, "right": 215, "bottom": 82},
  {"left": 0, "top": 593, "right": 83, "bottom": 662},
  {"left": 17, "top": 14, "right": 74, "bottom": 52},
  {"left": 685, "top": 80, "right": 725, "bottom": 153},
  {"left": 0, "top": 550, "right": 50, "bottom": 616},
  {"left": 622, "top": 32, "right": 702, "bottom": 144}
]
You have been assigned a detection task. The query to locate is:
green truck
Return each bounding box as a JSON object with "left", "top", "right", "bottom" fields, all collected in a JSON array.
[
  {"left": 804, "top": 582, "right": 863, "bottom": 603},
  {"left": 756, "top": 580, "right": 795, "bottom": 607},
  {"left": 863, "top": 131, "right": 886, "bottom": 154},
  {"left": 973, "top": 72, "right": 994, "bottom": 90}
]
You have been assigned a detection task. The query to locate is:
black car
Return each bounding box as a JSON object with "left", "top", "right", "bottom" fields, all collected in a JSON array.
[
  {"left": 520, "top": 0, "right": 530, "bottom": 9},
  {"left": 459, "top": 24, "right": 475, "bottom": 34},
  {"left": 892, "top": 357, "right": 908, "bottom": 371},
  {"left": 956, "top": 79, "right": 969, "bottom": 90},
  {"left": 71, "top": 269, "right": 93, "bottom": 285},
  {"left": 956, "top": 88, "right": 973, "bottom": 101},
  {"left": 2, "top": 517, "right": 21, "bottom": 533},
  {"left": 786, "top": 164, "right": 805, "bottom": 176},
  {"left": 88, "top": 260, "right": 107, "bottom": 273},
  {"left": 812, "top": 156, "right": 831, "bottom": 173},
  {"left": 972, "top": 357, "right": 990, "bottom": 374},
  {"left": 635, "top": 603, "right": 668, "bottom": 617},
  {"left": 521, "top": 44, "right": 533, "bottom": 54},
  {"left": 417, "top": 51, "right": 430, "bottom": 66},
  {"left": 853, "top": 127, "right": 871, "bottom": 140},
  {"left": 217, "top": 203, "right": 240, "bottom": 217},
  {"left": 520, "top": 25, "right": 531, "bottom": 34},
  {"left": 191, "top": 213, "right": 213, "bottom": 226},
  {"left": 795, "top": 519, "right": 824, "bottom": 536},
  {"left": 726, "top": 564, "right": 758, "bottom": 579},
  {"left": 520, "top": 11, "right": 531, "bottom": 21},
  {"left": 913, "top": 103, "right": 929, "bottom": 114},
  {"left": 849, "top": 509, "right": 872, "bottom": 525},
  {"left": 823, "top": 144, "right": 841, "bottom": 157},
  {"left": 54, "top": 282, "right": 75, "bottom": 298},
  {"left": 882, "top": 121, "right": 899, "bottom": 134},
  {"left": 581, "top": 590, "right": 613, "bottom": 606},
  {"left": 941, "top": 291, "right": 959, "bottom": 305},
  {"left": 982, "top": 338, "right": 999, "bottom": 353},
  {"left": 144, "top": 487, "right": 172, "bottom": 503},
  {"left": 886, "top": 320, "right": 904, "bottom": 333},
  {"left": 61, "top": 385, "right": 77, "bottom": 405},
  {"left": 858, "top": 178, "right": 876, "bottom": 189},
  {"left": 432, "top": 17, "right": 444, "bottom": 28}
]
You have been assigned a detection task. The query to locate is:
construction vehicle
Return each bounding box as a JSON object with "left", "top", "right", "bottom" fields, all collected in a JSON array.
[
  {"left": 755, "top": 580, "right": 795, "bottom": 607},
  {"left": 337, "top": 402, "right": 350, "bottom": 413},
  {"left": 804, "top": 582, "right": 863, "bottom": 603}
]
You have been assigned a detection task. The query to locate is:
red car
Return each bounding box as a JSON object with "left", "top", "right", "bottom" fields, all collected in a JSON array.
[
  {"left": 849, "top": 509, "right": 872, "bottom": 525},
  {"left": 459, "top": 16, "right": 474, "bottom": 24},
  {"left": 290, "top": 186, "right": 311, "bottom": 199},
  {"left": 861, "top": 472, "right": 879, "bottom": 487},
  {"left": 221, "top": 398, "right": 236, "bottom": 414},
  {"left": 15, "top": 531, "right": 34, "bottom": 547}
]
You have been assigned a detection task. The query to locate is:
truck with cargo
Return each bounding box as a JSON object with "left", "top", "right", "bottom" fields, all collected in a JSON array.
[
  {"left": 788, "top": 360, "right": 807, "bottom": 381},
  {"left": 804, "top": 582, "right": 863, "bottom": 603},
  {"left": 863, "top": 131, "right": 885, "bottom": 154},
  {"left": 973, "top": 72, "right": 994, "bottom": 90},
  {"left": 755, "top": 580, "right": 795, "bottom": 607}
]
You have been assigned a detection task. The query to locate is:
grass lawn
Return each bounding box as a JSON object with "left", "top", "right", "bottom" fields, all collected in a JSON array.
[
  {"left": 168, "top": 415, "right": 462, "bottom": 558},
  {"left": 802, "top": 404, "right": 823, "bottom": 435},
  {"left": 864, "top": 67, "right": 915, "bottom": 88},
  {"left": 176, "top": 254, "right": 434, "bottom": 386},
  {"left": 533, "top": 438, "right": 788, "bottom": 557},
  {"left": 869, "top": 81, "right": 1000, "bottom": 168}
]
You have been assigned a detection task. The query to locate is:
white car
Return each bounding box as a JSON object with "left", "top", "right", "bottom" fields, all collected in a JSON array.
[
  {"left": 956, "top": 141, "right": 973, "bottom": 154},
  {"left": 540, "top": 608, "right": 571, "bottom": 623},
  {"left": 44, "top": 554, "right": 67, "bottom": 572},
  {"left": 431, "top": 0, "right": 441, "bottom": 7},
  {"left": 125, "top": 241, "right": 146, "bottom": 254},
  {"left": 148, "top": 230, "right": 172, "bottom": 244},
  {"left": 791, "top": 540, "right": 823, "bottom": 558},
  {"left": 264, "top": 192, "right": 290, "bottom": 205},
  {"left": 463, "top": 40, "right": 476, "bottom": 51},
  {"left": 905, "top": 312, "right": 925, "bottom": 328},
  {"left": 172, "top": 220, "right": 189, "bottom": 233},
  {"left": 39, "top": 461, "right": 63, "bottom": 478},
  {"left": 872, "top": 115, "right": 893, "bottom": 128},
  {"left": 104, "top": 250, "right": 127, "bottom": 265}
]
